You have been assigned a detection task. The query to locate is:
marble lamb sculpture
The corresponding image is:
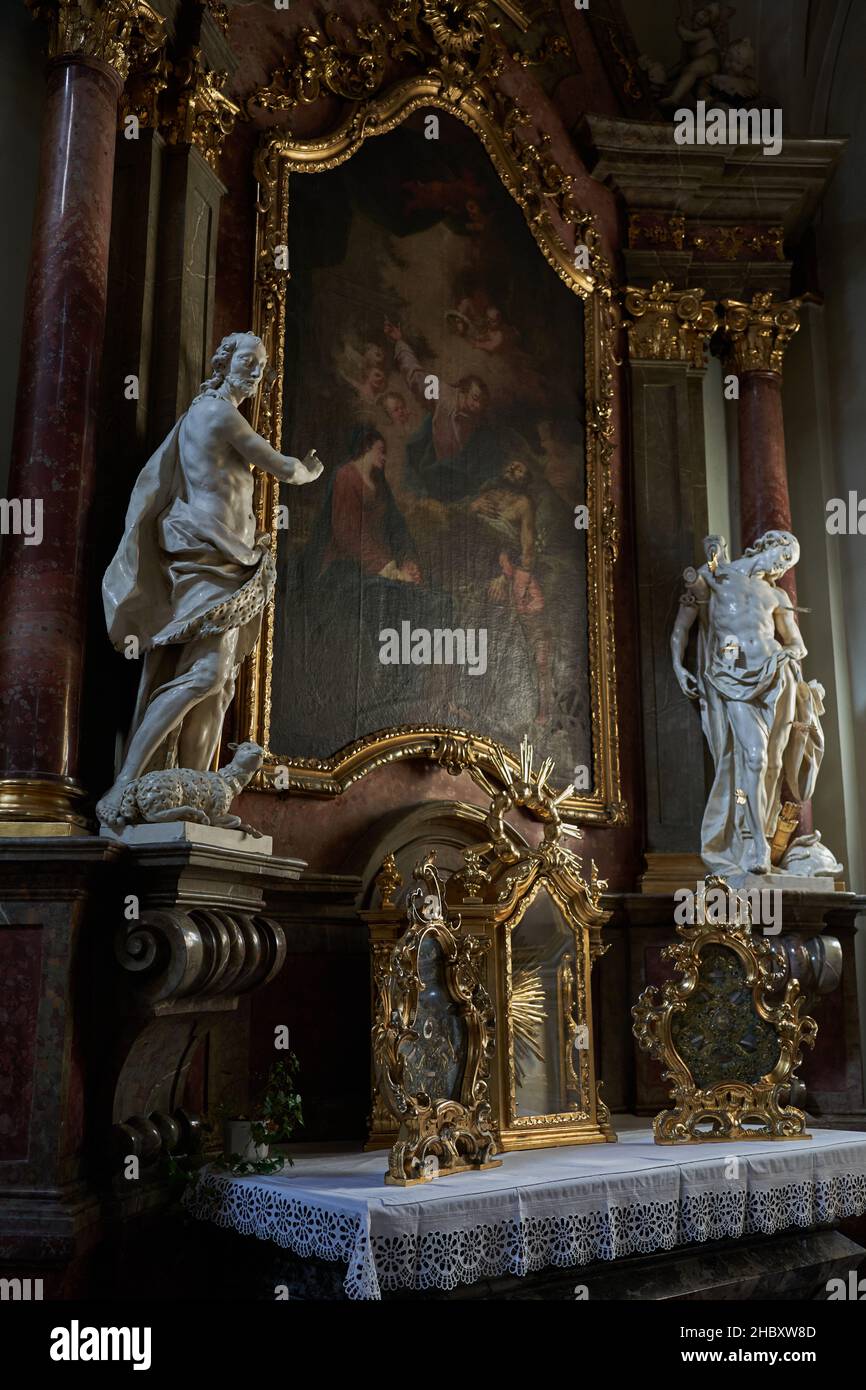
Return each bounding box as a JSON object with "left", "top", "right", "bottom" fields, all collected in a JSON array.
[{"left": 97, "top": 331, "right": 323, "bottom": 835}]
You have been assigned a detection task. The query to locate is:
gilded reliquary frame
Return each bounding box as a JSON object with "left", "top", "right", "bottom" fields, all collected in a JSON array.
[
  {"left": 632, "top": 879, "right": 818, "bottom": 1143},
  {"left": 364, "top": 741, "right": 617, "bottom": 1152},
  {"left": 372, "top": 852, "right": 500, "bottom": 1185},
  {"left": 442, "top": 740, "right": 617, "bottom": 1149},
  {"left": 238, "top": 2, "right": 622, "bottom": 824}
]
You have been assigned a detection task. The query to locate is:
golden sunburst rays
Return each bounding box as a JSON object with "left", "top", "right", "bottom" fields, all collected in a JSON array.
[{"left": 511, "top": 957, "right": 547, "bottom": 1085}]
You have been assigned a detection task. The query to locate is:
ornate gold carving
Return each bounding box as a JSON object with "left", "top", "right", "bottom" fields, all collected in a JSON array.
[
  {"left": 632, "top": 877, "right": 818, "bottom": 1143},
  {"left": 119, "top": 40, "right": 167, "bottom": 128},
  {"left": 205, "top": 0, "right": 229, "bottom": 37},
  {"left": 720, "top": 291, "right": 801, "bottom": 378},
  {"left": 509, "top": 34, "right": 570, "bottom": 68},
  {"left": 557, "top": 957, "right": 579, "bottom": 1104},
  {"left": 691, "top": 225, "right": 784, "bottom": 263},
  {"left": 163, "top": 47, "right": 240, "bottom": 168},
  {"left": 623, "top": 281, "right": 716, "bottom": 369},
  {"left": 442, "top": 739, "right": 615, "bottom": 1148},
  {"left": 375, "top": 852, "right": 403, "bottom": 908},
  {"left": 628, "top": 216, "right": 784, "bottom": 264},
  {"left": 238, "top": 0, "right": 623, "bottom": 827},
  {"left": 372, "top": 852, "right": 501, "bottom": 1184},
  {"left": 628, "top": 212, "right": 685, "bottom": 251},
  {"left": 608, "top": 28, "right": 642, "bottom": 103},
  {"left": 28, "top": 0, "right": 165, "bottom": 82}
]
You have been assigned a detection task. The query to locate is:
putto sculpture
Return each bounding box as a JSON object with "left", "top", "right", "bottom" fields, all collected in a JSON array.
[
  {"left": 97, "top": 332, "right": 323, "bottom": 835},
  {"left": 639, "top": 4, "right": 759, "bottom": 112},
  {"left": 671, "top": 532, "right": 842, "bottom": 884}
]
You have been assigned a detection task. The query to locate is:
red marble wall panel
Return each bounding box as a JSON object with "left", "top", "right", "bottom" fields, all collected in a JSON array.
[{"left": 0, "top": 927, "right": 43, "bottom": 1161}]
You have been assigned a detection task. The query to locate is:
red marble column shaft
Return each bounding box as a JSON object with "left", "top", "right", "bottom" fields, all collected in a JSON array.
[
  {"left": 737, "top": 370, "right": 796, "bottom": 602},
  {"left": 737, "top": 366, "right": 814, "bottom": 832},
  {"left": 0, "top": 56, "right": 121, "bottom": 809}
]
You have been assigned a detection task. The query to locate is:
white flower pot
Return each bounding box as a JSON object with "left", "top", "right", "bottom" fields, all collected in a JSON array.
[{"left": 222, "top": 1119, "right": 269, "bottom": 1161}]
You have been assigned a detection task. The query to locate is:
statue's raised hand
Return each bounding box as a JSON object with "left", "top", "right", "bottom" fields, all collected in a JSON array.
[{"left": 301, "top": 448, "right": 324, "bottom": 482}]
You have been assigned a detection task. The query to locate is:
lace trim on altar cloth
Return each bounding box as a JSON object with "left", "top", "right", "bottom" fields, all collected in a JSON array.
[{"left": 183, "top": 1169, "right": 866, "bottom": 1301}]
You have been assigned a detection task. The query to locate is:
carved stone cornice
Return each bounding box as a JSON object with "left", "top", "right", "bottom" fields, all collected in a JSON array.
[
  {"left": 28, "top": 0, "right": 165, "bottom": 83},
  {"left": 720, "top": 291, "right": 801, "bottom": 378},
  {"left": 162, "top": 45, "right": 240, "bottom": 168},
  {"left": 579, "top": 114, "right": 845, "bottom": 299},
  {"left": 623, "top": 281, "right": 715, "bottom": 369}
]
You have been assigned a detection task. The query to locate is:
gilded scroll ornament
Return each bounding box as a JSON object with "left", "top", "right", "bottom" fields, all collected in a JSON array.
[
  {"left": 632, "top": 877, "right": 818, "bottom": 1143},
  {"left": 720, "top": 291, "right": 801, "bottom": 378},
  {"left": 372, "top": 852, "right": 501, "bottom": 1184},
  {"left": 28, "top": 0, "right": 165, "bottom": 82},
  {"left": 623, "top": 281, "right": 716, "bottom": 369}
]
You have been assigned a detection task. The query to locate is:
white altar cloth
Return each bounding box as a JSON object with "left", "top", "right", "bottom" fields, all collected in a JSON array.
[{"left": 183, "top": 1128, "right": 866, "bottom": 1300}]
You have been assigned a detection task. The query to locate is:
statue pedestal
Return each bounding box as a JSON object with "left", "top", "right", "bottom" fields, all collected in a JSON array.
[
  {"left": 99, "top": 820, "right": 273, "bottom": 855},
  {"left": 725, "top": 871, "right": 840, "bottom": 895}
]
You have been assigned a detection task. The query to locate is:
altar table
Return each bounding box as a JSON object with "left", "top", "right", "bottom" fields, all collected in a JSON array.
[{"left": 183, "top": 1129, "right": 866, "bottom": 1300}]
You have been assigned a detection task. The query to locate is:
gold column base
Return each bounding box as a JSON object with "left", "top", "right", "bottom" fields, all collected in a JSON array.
[
  {"left": 0, "top": 776, "right": 91, "bottom": 834},
  {"left": 639, "top": 852, "right": 706, "bottom": 895}
]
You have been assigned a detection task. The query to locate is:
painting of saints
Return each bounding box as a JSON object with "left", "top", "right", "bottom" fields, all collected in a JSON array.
[
  {"left": 290, "top": 428, "right": 453, "bottom": 743},
  {"left": 384, "top": 318, "right": 502, "bottom": 502},
  {"left": 268, "top": 109, "right": 591, "bottom": 776}
]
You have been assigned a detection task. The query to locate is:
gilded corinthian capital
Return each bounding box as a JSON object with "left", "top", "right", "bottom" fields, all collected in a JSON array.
[
  {"left": 27, "top": 0, "right": 165, "bottom": 83},
  {"left": 163, "top": 47, "right": 241, "bottom": 168},
  {"left": 623, "top": 281, "right": 716, "bottom": 369},
  {"left": 720, "top": 291, "right": 801, "bottom": 377}
]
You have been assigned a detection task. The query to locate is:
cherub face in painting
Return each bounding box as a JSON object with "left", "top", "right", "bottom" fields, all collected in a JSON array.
[
  {"left": 363, "top": 343, "right": 386, "bottom": 370},
  {"left": 463, "top": 381, "right": 487, "bottom": 416},
  {"left": 365, "top": 366, "right": 387, "bottom": 394},
  {"left": 383, "top": 392, "right": 409, "bottom": 426}
]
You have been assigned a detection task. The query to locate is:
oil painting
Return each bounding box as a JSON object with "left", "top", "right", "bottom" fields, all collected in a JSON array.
[{"left": 269, "top": 110, "right": 590, "bottom": 779}]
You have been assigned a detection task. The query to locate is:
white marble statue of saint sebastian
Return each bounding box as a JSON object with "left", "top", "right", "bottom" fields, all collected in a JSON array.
[
  {"left": 97, "top": 331, "right": 323, "bottom": 831},
  {"left": 671, "top": 530, "right": 841, "bottom": 882}
]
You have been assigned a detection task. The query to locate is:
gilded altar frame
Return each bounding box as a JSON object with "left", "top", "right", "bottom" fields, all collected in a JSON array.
[
  {"left": 632, "top": 882, "right": 818, "bottom": 1143},
  {"left": 372, "top": 852, "right": 501, "bottom": 1185},
  {"left": 364, "top": 739, "right": 617, "bottom": 1152},
  {"left": 236, "top": 2, "right": 623, "bottom": 824}
]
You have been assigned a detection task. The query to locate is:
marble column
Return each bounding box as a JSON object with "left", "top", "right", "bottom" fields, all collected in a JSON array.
[
  {"left": 721, "top": 292, "right": 811, "bottom": 831},
  {"left": 0, "top": 1, "right": 164, "bottom": 832},
  {"left": 720, "top": 293, "right": 802, "bottom": 599},
  {"left": 623, "top": 282, "right": 716, "bottom": 879}
]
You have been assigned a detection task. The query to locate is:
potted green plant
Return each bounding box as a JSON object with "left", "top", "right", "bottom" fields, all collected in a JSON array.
[{"left": 214, "top": 1054, "right": 304, "bottom": 1176}]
